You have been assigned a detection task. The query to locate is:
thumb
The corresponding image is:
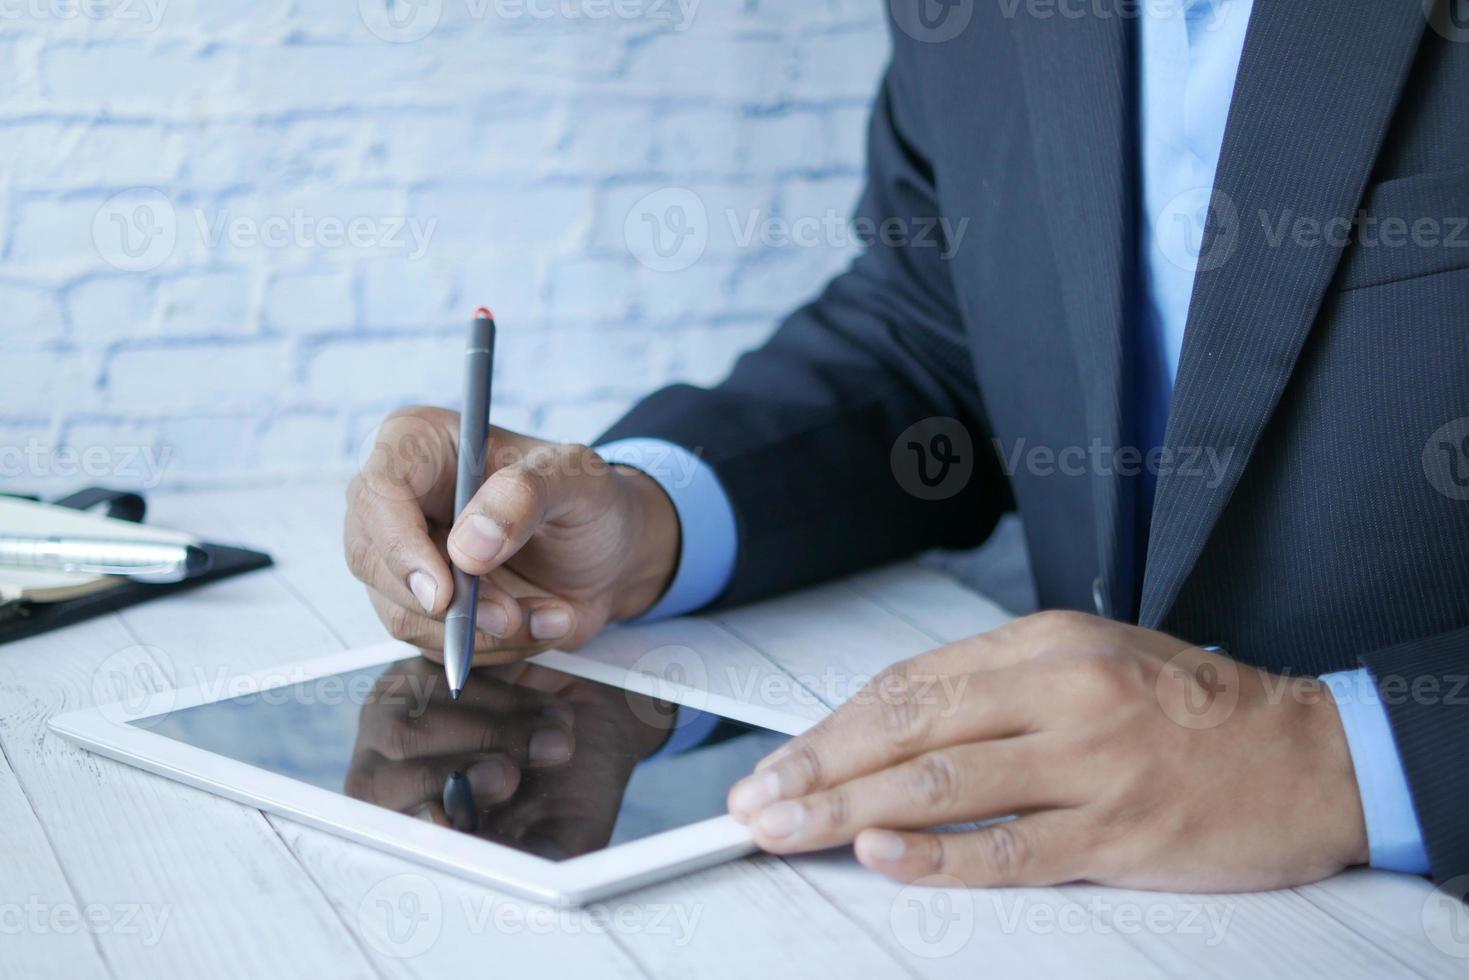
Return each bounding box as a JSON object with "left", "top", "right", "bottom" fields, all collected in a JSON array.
[{"left": 445, "top": 438, "right": 611, "bottom": 576}]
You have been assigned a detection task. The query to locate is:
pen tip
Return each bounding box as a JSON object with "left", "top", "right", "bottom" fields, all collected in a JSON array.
[
  {"left": 450, "top": 687, "right": 462, "bottom": 701},
  {"left": 473, "top": 306, "right": 493, "bottom": 320}
]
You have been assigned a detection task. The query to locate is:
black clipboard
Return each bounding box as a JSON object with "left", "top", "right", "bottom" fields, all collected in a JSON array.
[{"left": 0, "top": 488, "right": 273, "bottom": 646}]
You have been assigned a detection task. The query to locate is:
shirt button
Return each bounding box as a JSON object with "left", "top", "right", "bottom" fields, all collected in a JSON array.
[{"left": 1092, "top": 577, "right": 1110, "bottom": 617}]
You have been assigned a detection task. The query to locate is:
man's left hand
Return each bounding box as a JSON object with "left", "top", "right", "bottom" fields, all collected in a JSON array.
[{"left": 727, "top": 611, "right": 1370, "bottom": 892}]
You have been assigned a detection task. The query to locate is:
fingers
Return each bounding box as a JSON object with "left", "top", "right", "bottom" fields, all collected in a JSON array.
[
  {"left": 368, "top": 585, "right": 579, "bottom": 664},
  {"left": 446, "top": 441, "right": 612, "bottom": 577},
  {"left": 346, "top": 409, "right": 463, "bottom": 613},
  {"left": 852, "top": 811, "right": 1091, "bottom": 887},
  {"left": 350, "top": 753, "right": 522, "bottom": 813},
  {"left": 731, "top": 661, "right": 1037, "bottom": 814},
  {"left": 362, "top": 703, "right": 574, "bottom": 769},
  {"left": 741, "top": 738, "right": 1066, "bottom": 854}
]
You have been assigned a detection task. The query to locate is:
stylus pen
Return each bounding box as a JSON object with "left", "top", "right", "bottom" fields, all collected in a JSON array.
[
  {"left": 443, "top": 307, "right": 496, "bottom": 701},
  {"left": 443, "top": 770, "right": 478, "bottom": 833}
]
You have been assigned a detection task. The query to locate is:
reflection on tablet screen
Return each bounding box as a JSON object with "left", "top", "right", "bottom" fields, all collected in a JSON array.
[{"left": 141, "top": 657, "right": 787, "bottom": 861}]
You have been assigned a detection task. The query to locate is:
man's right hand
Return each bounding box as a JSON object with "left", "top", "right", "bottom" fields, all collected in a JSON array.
[{"left": 344, "top": 406, "right": 681, "bottom": 665}]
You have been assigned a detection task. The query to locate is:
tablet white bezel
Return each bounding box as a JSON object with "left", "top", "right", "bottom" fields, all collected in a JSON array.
[{"left": 48, "top": 640, "right": 815, "bottom": 906}]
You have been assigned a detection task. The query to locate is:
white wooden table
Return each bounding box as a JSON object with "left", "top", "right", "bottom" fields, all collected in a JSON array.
[{"left": 2, "top": 483, "right": 1464, "bottom": 979}]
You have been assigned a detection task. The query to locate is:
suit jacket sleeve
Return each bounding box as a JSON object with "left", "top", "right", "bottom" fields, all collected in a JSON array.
[
  {"left": 1360, "top": 628, "right": 1469, "bottom": 885},
  {"left": 600, "top": 62, "right": 1010, "bottom": 608}
]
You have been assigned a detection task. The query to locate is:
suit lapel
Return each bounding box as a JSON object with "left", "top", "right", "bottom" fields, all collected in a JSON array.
[
  {"left": 1138, "top": 0, "right": 1426, "bottom": 628},
  {"left": 1008, "top": 9, "right": 1136, "bottom": 616}
]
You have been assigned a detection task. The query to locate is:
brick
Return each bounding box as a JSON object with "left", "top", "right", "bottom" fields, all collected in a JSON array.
[
  {"left": 105, "top": 341, "right": 293, "bottom": 412},
  {"left": 67, "top": 276, "right": 156, "bottom": 342},
  {"left": 262, "top": 270, "right": 355, "bottom": 334}
]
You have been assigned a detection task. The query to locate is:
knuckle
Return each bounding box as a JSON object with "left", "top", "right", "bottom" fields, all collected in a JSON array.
[
  {"left": 909, "top": 752, "right": 960, "bottom": 808},
  {"left": 381, "top": 716, "right": 421, "bottom": 761},
  {"left": 379, "top": 537, "right": 413, "bottom": 577},
  {"left": 1068, "top": 653, "right": 1129, "bottom": 705},
  {"left": 344, "top": 533, "right": 373, "bottom": 582},
  {"left": 784, "top": 743, "right": 826, "bottom": 794},
  {"left": 874, "top": 670, "right": 931, "bottom": 752},
  {"left": 1028, "top": 609, "right": 1092, "bottom": 638},
  {"left": 383, "top": 602, "right": 421, "bottom": 643},
  {"left": 817, "top": 787, "right": 852, "bottom": 831},
  {"left": 498, "top": 466, "right": 546, "bottom": 512},
  {"left": 980, "top": 824, "right": 1027, "bottom": 881},
  {"left": 915, "top": 833, "right": 949, "bottom": 876}
]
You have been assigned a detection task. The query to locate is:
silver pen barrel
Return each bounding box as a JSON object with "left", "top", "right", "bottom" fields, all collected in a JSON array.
[
  {"left": 0, "top": 535, "right": 209, "bottom": 584},
  {"left": 443, "top": 311, "right": 496, "bottom": 699}
]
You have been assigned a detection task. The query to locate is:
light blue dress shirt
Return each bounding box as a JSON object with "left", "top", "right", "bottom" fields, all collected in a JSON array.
[{"left": 598, "top": 0, "right": 1429, "bottom": 874}]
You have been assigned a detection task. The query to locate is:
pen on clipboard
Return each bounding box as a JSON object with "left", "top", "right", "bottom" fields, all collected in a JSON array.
[
  {"left": 443, "top": 307, "right": 496, "bottom": 701},
  {"left": 0, "top": 534, "right": 211, "bottom": 584}
]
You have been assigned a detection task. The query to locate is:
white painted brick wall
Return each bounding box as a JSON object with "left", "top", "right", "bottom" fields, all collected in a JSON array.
[{"left": 0, "top": 0, "right": 889, "bottom": 493}]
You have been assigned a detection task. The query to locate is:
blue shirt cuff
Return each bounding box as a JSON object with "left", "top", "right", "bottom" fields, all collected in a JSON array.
[
  {"left": 1321, "top": 668, "right": 1431, "bottom": 874},
  {"left": 595, "top": 437, "right": 737, "bottom": 620},
  {"left": 649, "top": 707, "right": 724, "bottom": 759}
]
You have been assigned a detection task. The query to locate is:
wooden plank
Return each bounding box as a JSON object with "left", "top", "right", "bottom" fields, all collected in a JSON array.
[
  {"left": 271, "top": 820, "right": 649, "bottom": 980},
  {"left": 782, "top": 853, "right": 1172, "bottom": 980},
  {"left": 0, "top": 616, "right": 380, "bottom": 979},
  {"left": 0, "top": 705, "right": 112, "bottom": 980},
  {"left": 1299, "top": 870, "right": 1464, "bottom": 979}
]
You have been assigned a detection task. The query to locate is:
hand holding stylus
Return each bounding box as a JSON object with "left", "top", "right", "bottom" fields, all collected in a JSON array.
[{"left": 344, "top": 370, "right": 682, "bottom": 670}]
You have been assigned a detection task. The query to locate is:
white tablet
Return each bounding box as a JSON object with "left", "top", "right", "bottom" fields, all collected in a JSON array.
[{"left": 49, "top": 641, "right": 809, "bottom": 906}]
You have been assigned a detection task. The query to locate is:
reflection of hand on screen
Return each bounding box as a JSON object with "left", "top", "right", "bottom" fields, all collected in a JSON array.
[
  {"left": 343, "top": 657, "right": 575, "bottom": 826},
  {"left": 471, "top": 677, "right": 678, "bottom": 858}
]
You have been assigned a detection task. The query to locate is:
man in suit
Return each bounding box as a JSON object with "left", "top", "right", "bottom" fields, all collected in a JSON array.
[{"left": 344, "top": 0, "right": 1469, "bottom": 891}]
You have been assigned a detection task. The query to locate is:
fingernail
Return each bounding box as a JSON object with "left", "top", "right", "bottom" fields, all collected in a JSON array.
[
  {"left": 859, "top": 829, "right": 907, "bottom": 862},
  {"left": 529, "top": 607, "right": 571, "bottom": 641},
  {"left": 529, "top": 727, "right": 573, "bottom": 765},
  {"left": 755, "top": 801, "right": 805, "bottom": 839},
  {"left": 465, "top": 758, "right": 514, "bottom": 802},
  {"left": 408, "top": 571, "right": 437, "bottom": 613},
  {"left": 456, "top": 514, "right": 505, "bottom": 563},
  {"left": 476, "top": 602, "right": 511, "bottom": 637},
  {"left": 728, "top": 770, "right": 782, "bottom": 815}
]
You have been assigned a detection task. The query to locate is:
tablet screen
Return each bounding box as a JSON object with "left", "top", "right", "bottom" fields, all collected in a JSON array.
[{"left": 140, "top": 657, "right": 786, "bottom": 861}]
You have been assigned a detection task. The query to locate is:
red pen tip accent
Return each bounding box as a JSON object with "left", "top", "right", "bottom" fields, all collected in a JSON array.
[{"left": 473, "top": 307, "right": 493, "bottom": 320}]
